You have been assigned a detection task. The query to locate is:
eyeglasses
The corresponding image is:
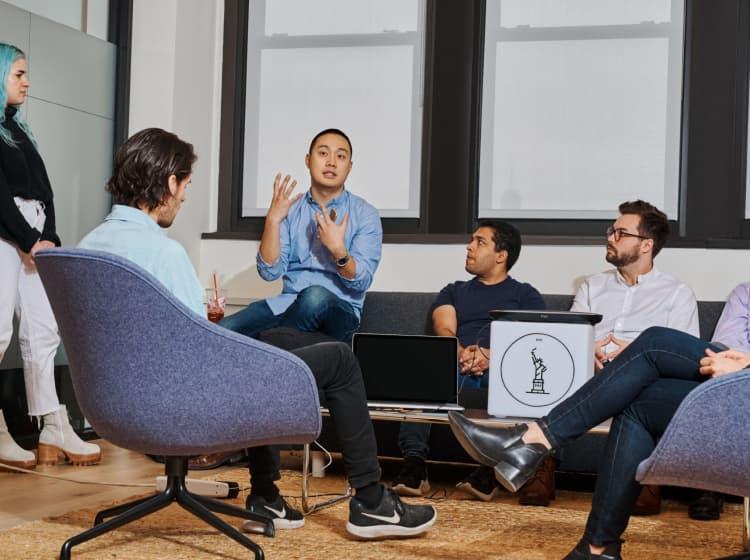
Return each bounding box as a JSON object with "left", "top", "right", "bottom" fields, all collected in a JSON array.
[{"left": 606, "top": 226, "right": 649, "bottom": 242}]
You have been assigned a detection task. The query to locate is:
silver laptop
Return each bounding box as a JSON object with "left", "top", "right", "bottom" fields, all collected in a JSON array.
[{"left": 352, "top": 333, "right": 464, "bottom": 412}]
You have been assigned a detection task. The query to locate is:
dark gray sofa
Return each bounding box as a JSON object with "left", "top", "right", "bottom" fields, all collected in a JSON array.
[{"left": 304, "top": 291, "right": 726, "bottom": 473}]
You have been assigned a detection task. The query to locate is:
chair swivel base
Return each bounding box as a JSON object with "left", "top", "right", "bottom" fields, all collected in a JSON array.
[{"left": 59, "top": 457, "right": 273, "bottom": 560}]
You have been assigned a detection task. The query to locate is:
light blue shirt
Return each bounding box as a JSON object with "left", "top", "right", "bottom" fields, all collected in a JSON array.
[
  {"left": 78, "top": 205, "right": 205, "bottom": 317},
  {"left": 257, "top": 188, "right": 382, "bottom": 318}
]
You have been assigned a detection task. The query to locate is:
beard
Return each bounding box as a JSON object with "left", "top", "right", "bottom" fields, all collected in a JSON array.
[{"left": 605, "top": 244, "right": 640, "bottom": 267}]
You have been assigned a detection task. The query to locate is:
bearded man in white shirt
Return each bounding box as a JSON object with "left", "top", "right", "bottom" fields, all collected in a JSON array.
[
  {"left": 519, "top": 200, "right": 699, "bottom": 514},
  {"left": 574, "top": 200, "right": 699, "bottom": 367}
]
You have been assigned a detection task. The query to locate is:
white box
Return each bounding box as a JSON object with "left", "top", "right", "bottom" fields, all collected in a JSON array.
[{"left": 488, "top": 320, "right": 595, "bottom": 418}]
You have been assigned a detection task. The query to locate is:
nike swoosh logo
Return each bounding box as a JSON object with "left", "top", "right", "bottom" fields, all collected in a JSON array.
[
  {"left": 264, "top": 505, "right": 286, "bottom": 518},
  {"left": 361, "top": 511, "right": 400, "bottom": 524}
]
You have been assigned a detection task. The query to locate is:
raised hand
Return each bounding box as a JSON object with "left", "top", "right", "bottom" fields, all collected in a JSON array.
[
  {"left": 266, "top": 173, "right": 301, "bottom": 224},
  {"left": 316, "top": 204, "right": 349, "bottom": 258}
]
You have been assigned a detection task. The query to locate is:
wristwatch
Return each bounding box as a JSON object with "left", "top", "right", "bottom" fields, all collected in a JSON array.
[{"left": 335, "top": 253, "right": 350, "bottom": 267}]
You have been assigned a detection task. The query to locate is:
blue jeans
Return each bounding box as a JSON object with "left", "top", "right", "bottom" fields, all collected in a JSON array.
[
  {"left": 399, "top": 371, "right": 489, "bottom": 459},
  {"left": 537, "top": 326, "right": 720, "bottom": 546},
  {"left": 219, "top": 285, "right": 359, "bottom": 342}
]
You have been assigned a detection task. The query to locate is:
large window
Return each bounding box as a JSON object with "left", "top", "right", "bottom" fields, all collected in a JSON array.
[
  {"left": 240, "top": 0, "right": 426, "bottom": 218},
  {"left": 478, "top": 0, "right": 685, "bottom": 220},
  {"left": 214, "top": 0, "right": 750, "bottom": 246}
]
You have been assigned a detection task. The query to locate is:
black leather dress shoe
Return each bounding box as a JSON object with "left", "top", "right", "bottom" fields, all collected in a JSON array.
[
  {"left": 493, "top": 440, "right": 552, "bottom": 493},
  {"left": 563, "top": 539, "right": 622, "bottom": 560},
  {"left": 448, "top": 412, "right": 527, "bottom": 467}
]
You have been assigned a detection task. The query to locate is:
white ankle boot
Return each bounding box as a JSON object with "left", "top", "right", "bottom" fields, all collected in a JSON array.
[
  {"left": 0, "top": 409, "right": 36, "bottom": 469},
  {"left": 38, "top": 405, "right": 101, "bottom": 466}
]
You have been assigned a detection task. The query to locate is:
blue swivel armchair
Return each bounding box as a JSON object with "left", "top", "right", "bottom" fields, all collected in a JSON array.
[
  {"left": 636, "top": 370, "right": 750, "bottom": 559},
  {"left": 35, "top": 249, "right": 321, "bottom": 560}
]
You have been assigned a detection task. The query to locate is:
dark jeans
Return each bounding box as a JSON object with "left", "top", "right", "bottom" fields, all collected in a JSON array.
[
  {"left": 219, "top": 285, "right": 359, "bottom": 342},
  {"left": 399, "top": 371, "right": 489, "bottom": 459},
  {"left": 247, "top": 342, "right": 381, "bottom": 490},
  {"left": 537, "top": 326, "right": 720, "bottom": 546}
]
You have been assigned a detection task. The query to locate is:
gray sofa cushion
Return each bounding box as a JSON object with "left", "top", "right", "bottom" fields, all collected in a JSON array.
[{"left": 360, "top": 292, "right": 725, "bottom": 343}]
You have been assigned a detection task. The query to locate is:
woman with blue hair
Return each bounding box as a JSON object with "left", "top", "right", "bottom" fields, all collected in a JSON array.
[{"left": 0, "top": 43, "right": 100, "bottom": 468}]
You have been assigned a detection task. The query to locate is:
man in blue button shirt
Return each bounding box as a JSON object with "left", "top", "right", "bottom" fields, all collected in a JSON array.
[{"left": 221, "top": 128, "right": 383, "bottom": 342}]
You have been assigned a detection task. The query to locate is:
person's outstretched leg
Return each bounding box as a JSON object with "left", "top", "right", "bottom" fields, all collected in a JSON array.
[
  {"left": 394, "top": 422, "right": 432, "bottom": 496},
  {"left": 540, "top": 327, "right": 716, "bottom": 448},
  {"left": 219, "top": 300, "right": 280, "bottom": 339},
  {"left": 291, "top": 342, "right": 437, "bottom": 539},
  {"left": 242, "top": 445, "right": 305, "bottom": 533},
  {"left": 279, "top": 286, "right": 359, "bottom": 341},
  {"left": 567, "top": 378, "right": 698, "bottom": 559},
  {"left": 449, "top": 327, "right": 720, "bottom": 494}
]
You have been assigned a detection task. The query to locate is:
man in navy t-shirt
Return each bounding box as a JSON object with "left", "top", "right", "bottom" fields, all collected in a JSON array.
[{"left": 392, "top": 220, "right": 544, "bottom": 500}]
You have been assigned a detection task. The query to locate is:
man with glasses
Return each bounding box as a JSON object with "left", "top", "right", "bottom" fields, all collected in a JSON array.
[{"left": 518, "top": 200, "right": 699, "bottom": 512}]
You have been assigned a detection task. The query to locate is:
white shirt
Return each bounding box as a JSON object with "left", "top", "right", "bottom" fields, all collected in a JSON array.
[{"left": 571, "top": 267, "right": 699, "bottom": 353}]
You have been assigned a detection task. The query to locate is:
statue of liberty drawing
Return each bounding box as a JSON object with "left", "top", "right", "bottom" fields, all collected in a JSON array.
[{"left": 527, "top": 348, "right": 549, "bottom": 395}]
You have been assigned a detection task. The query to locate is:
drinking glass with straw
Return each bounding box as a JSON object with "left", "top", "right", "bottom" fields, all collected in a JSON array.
[{"left": 205, "top": 273, "right": 226, "bottom": 323}]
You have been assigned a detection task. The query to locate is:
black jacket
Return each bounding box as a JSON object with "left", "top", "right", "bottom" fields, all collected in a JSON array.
[{"left": 0, "top": 106, "right": 60, "bottom": 252}]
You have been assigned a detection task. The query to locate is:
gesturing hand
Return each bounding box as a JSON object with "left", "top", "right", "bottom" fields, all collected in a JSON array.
[
  {"left": 316, "top": 203, "right": 349, "bottom": 258},
  {"left": 266, "top": 173, "right": 301, "bottom": 224},
  {"left": 699, "top": 348, "right": 750, "bottom": 378},
  {"left": 602, "top": 335, "right": 629, "bottom": 363},
  {"left": 594, "top": 334, "right": 613, "bottom": 371}
]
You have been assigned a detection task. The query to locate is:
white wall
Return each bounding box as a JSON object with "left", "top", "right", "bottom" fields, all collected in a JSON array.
[
  {"left": 128, "top": 0, "right": 223, "bottom": 266},
  {"left": 128, "top": 0, "right": 750, "bottom": 304},
  {"left": 200, "top": 239, "right": 750, "bottom": 303}
]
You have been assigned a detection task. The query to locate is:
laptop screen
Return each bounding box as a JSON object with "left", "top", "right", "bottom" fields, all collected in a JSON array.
[{"left": 352, "top": 333, "right": 459, "bottom": 404}]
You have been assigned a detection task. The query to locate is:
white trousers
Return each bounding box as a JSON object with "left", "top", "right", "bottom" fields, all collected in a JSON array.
[{"left": 0, "top": 198, "right": 61, "bottom": 416}]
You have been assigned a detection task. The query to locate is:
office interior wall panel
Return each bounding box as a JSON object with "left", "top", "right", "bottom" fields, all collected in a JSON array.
[
  {"left": 26, "top": 98, "right": 113, "bottom": 246},
  {"left": 1, "top": 0, "right": 83, "bottom": 31},
  {"left": 28, "top": 14, "right": 115, "bottom": 119},
  {"left": 0, "top": 1, "right": 31, "bottom": 53}
]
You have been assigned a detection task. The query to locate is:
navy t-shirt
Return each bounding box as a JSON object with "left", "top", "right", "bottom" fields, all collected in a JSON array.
[{"left": 433, "top": 276, "right": 545, "bottom": 348}]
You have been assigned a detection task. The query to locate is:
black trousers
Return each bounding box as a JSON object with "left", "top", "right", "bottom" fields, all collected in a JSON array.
[{"left": 246, "top": 342, "right": 381, "bottom": 489}]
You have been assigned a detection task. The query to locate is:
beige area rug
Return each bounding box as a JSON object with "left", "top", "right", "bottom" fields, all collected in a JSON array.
[{"left": 0, "top": 467, "right": 745, "bottom": 559}]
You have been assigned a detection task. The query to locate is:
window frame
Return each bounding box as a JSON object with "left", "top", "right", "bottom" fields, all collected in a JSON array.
[{"left": 208, "top": 0, "right": 750, "bottom": 249}]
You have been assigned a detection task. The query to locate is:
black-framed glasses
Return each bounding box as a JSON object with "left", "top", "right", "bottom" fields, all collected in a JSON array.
[{"left": 606, "top": 226, "right": 649, "bottom": 242}]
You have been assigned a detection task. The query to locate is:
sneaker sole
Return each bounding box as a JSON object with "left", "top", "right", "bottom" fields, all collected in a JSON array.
[
  {"left": 242, "top": 517, "right": 305, "bottom": 533},
  {"left": 455, "top": 481, "right": 499, "bottom": 502},
  {"left": 392, "top": 480, "right": 431, "bottom": 497},
  {"left": 346, "top": 510, "right": 437, "bottom": 540}
]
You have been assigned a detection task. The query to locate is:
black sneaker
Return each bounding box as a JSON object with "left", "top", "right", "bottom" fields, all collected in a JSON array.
[
  {"left": 563, "top": 538, "right": 622, "bottom": 560},
  {"left": 456, "top": 466, "right": 501, "bottom": 501},
  {"left": 688, "top": 491, "right": 724, "bottom": 521},
  {"left": 392, "top": 456, "right": 430, "bottom": 497},
  {"left": 347, "top": 486, "right": 437, "bottom": 539},
  {"left": 241, "top": 494, "right": 305, "bottom": 533}
]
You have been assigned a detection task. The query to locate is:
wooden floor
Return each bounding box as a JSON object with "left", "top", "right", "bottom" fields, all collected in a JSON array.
[
  {"left": 0, "top": 440, "right": 162, "bottom": 530},
  {"left": 1, "top": 440, "right": 747, "bottom": 560}
]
